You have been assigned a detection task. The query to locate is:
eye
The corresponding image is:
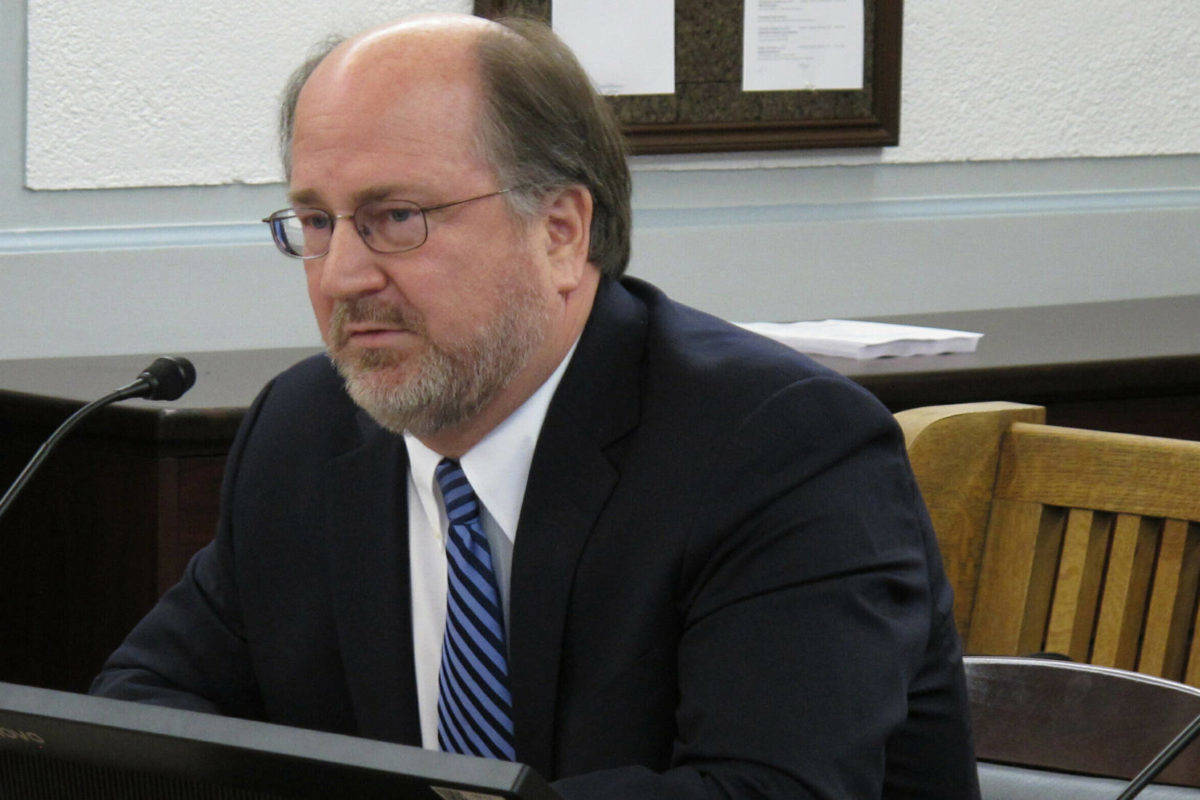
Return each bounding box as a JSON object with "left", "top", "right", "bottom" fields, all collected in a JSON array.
[
  {"left": 296, "top": 210, "right": 330, "bottom": 230},
  {"left": 388, "top": 207, "right": 415, "bottom": 224}
]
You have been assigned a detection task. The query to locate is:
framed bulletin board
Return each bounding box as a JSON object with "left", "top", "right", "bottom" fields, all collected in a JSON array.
[{"left": 474, "top": 0, "right": 901, "bottom": 154}]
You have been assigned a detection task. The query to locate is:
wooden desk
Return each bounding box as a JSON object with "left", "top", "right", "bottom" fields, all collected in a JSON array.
[{"left": 2, "top": 295, "right": 1198, "bottom": 691}]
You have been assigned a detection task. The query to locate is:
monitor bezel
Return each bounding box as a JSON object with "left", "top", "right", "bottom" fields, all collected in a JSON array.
[{"left": 0, "top": 680, "right": 560, "bottom": 799}]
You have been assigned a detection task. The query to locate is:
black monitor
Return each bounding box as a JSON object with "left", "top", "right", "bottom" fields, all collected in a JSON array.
[{"left": 0, "top": 681, "right": 561, "bottom": 799}]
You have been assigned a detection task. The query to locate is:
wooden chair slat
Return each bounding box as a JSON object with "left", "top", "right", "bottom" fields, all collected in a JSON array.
[
  {"left": 1185, "top": 523, "right": 1200, "bottom": 686},
  {"left": 1044, "top": 509, "right": 1111, "bottom": 660},
  {"left": 1092, "top": 514, "right": 1159, "bottom": 671},
  {"left": 1138, "top": 519, "right": 1200, "bottom": 682},
  {"left": 967, "top": 500, "right": 1064, "bottom": 655}
]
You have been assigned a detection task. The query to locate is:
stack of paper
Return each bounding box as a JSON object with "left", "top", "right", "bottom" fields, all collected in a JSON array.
[{"left": 737, "top": 319, "right": 984, "bottom": 360}]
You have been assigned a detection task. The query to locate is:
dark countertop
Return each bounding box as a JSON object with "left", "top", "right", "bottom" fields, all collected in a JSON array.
[{"left": 808, "top": 294, "right": 1200, "bottom": 408}]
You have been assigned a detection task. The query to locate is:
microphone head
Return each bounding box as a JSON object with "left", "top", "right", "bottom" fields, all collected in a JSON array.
[{"left": 137, "top": 356, "right": 197, "bottom": 400}]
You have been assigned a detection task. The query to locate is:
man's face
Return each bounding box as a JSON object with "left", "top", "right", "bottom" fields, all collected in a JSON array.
[{"left": 287, "top": 31, "right": 557, "bottom": 440}]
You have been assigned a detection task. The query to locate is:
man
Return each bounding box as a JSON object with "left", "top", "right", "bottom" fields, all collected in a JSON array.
[{"left": 93, "top": 13, "right": 980, "bottom": 799}]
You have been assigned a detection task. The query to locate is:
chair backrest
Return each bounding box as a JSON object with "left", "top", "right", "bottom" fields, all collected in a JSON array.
[
  {"left": 897, "top": 403, "right": 1200, "bottom": 686},
  {"left": 967, "top": 656, "right": 1200, "bottom": 791}
]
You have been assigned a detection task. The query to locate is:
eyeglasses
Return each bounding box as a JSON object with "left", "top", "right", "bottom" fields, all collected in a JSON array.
[{"left": 262, "top": 188, "right": 514, "bottom": 259}]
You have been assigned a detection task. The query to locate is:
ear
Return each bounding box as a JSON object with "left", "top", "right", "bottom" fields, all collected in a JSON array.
[{"left": 540, "top": 185, "right": 594, "bottom": 292}]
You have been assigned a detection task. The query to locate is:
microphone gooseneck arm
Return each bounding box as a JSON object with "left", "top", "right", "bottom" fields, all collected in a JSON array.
[{"left": 0, "top": 356, "right": 196, "bottom": 523}]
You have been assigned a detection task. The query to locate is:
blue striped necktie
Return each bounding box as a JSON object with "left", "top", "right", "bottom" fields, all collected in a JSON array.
[{"left": 434, "top": 458, "right": 516, "bottom": 760}]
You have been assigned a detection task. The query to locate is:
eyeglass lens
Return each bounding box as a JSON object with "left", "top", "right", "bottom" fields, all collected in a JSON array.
[{"left": 272, "top": 199, "right": 429, "bottom": 257}]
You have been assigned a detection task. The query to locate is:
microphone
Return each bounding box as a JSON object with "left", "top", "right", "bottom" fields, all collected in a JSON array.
[
  {"left": 0, "top": 356, "right": 197, "bottom": 523},
  {"left": 133, "top": 356, "right": 197, "bottom": 401}
]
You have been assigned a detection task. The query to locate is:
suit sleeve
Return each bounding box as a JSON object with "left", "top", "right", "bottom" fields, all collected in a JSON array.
[
  {"left": 87, "top": 380, "right": 276, "bottom": 720},
  {"left": 555, "top": 377, "right": 978, "bottom": 800}
]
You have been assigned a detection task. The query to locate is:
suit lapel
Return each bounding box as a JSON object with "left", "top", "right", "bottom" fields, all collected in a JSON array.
[
  {"left": 509, "top": 279, "right": 647, "bottom": 776},
  {"left": 324, "top": 415, "right": 421, "bottom": 745}
]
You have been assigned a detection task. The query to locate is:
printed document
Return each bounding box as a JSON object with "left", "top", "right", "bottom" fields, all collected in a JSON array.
[{"left": 743, "top": 0, "right": 864, "bottom": 91}]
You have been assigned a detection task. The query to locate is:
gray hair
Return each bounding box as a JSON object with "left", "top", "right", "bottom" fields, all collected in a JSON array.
[{"left": 474, "top": 18, "right": 630, "bottom": 278}]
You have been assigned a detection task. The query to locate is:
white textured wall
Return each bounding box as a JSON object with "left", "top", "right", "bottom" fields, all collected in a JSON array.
[
  {"left": 895, "top": 1, "right": 1200, "bottom": 161},
  {"left": 26, "top": 0, "right": 1200, "bottom": 189},
  {"left": 26, "top": 0, "right": 471, "bottom": 189}
]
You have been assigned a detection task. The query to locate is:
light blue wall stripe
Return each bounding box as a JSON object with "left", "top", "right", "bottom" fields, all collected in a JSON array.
[
  {"left": 2, "top": 189, "right": 1197, "bottom": 255},
  {"left": 635, "top": 189, "right": 1200, "bottom": 229},
  {"left": 0, "top": 222, "right": 268, "bottom": 254}
]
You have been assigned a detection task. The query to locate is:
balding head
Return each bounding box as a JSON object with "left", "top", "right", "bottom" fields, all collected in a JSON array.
[
  {"left": 282, "top": 15, "right": 490, "bottom": 179},
  {"left": 278, "top": 13, "right": 631, "bottom": 278},
  {"left": 307, "top": 13, "right": 491, "bottom": 97}
]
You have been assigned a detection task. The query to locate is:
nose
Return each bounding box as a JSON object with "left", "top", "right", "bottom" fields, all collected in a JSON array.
[{"left": 314, "top": 215, "right": 388, "bottom": 300}]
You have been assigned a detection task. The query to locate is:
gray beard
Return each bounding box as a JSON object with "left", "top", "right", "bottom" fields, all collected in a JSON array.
[{"left": 327, "top": 288, "right": 548, "bottom": 438}]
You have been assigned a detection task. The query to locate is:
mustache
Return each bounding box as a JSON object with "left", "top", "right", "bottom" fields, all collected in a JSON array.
[{"left": 328, "top": 298, "right": 425, "bottom": 348}]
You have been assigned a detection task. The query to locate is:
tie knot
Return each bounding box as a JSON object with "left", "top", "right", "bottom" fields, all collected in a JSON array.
[{"left": 435, "top": 458, "right": 480, "bottom": 525}]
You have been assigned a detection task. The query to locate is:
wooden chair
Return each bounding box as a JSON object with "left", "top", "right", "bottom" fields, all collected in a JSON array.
[
  {"left": 896, "top": 402, "right": 1200, "bottom": 686},
  {"left": 967, "top": 655, "right": 1200, "bottom": 797}
]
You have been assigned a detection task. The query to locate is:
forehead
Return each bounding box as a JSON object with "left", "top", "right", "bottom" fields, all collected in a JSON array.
[{"left": 289, "top": 31, "right": 491, "bottom": 198}]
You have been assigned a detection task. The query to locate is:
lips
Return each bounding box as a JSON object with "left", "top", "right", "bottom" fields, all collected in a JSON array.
[
  {"left": 343, "top": 323, "right": 409, "bottom": 338},
  {"left": 342, "top": 326, "right": 415, "bottom": 347}
]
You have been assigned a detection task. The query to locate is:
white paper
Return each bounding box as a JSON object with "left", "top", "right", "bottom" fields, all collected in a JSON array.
[
  {"left": 742, "top": 0, "right": 864, "bottom": 91},
  {"left": 553, "top": 0, "right": 675, "bottom": 95},
  {"left": 737, "top": 319, "right": 984, "bottom": 360}
]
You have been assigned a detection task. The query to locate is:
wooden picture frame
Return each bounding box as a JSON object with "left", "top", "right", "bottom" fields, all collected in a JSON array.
[{"left": 474, "top": 0, "right": 901, "bottom": 154}]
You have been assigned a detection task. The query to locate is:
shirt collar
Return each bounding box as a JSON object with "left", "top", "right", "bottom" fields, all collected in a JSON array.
[{"left": 404, "top": 339, "right": 578, "bottom": 543}]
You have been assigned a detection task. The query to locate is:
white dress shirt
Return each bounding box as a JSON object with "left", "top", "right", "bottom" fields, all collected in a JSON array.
[{"left": 403, "top": 342, "right": 577, "bottom": 750}]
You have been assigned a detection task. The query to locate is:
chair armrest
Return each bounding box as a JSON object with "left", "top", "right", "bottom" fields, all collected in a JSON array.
[{"left": 894, "top": 402, "right": 1045, "bottom": 639}]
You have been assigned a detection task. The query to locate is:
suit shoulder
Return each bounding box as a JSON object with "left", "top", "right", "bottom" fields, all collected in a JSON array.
[
  {"left": 262, "top": 352, "right": 348, "bottom": 407},
  {"left": 237, "top": 352, "right": 365, "bottom": 458},
  {"left": 624, "top": 278, "right": 885, "bottom": 424}
]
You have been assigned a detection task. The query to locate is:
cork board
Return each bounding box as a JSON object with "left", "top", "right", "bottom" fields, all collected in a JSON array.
[{"left": 474, "top": 0, "right": 901, "bottom": 153}]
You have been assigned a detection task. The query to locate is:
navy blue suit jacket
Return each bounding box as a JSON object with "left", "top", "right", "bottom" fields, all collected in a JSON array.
[{"left": 93, "top": 277, "right": 980, "bottom": 799}]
